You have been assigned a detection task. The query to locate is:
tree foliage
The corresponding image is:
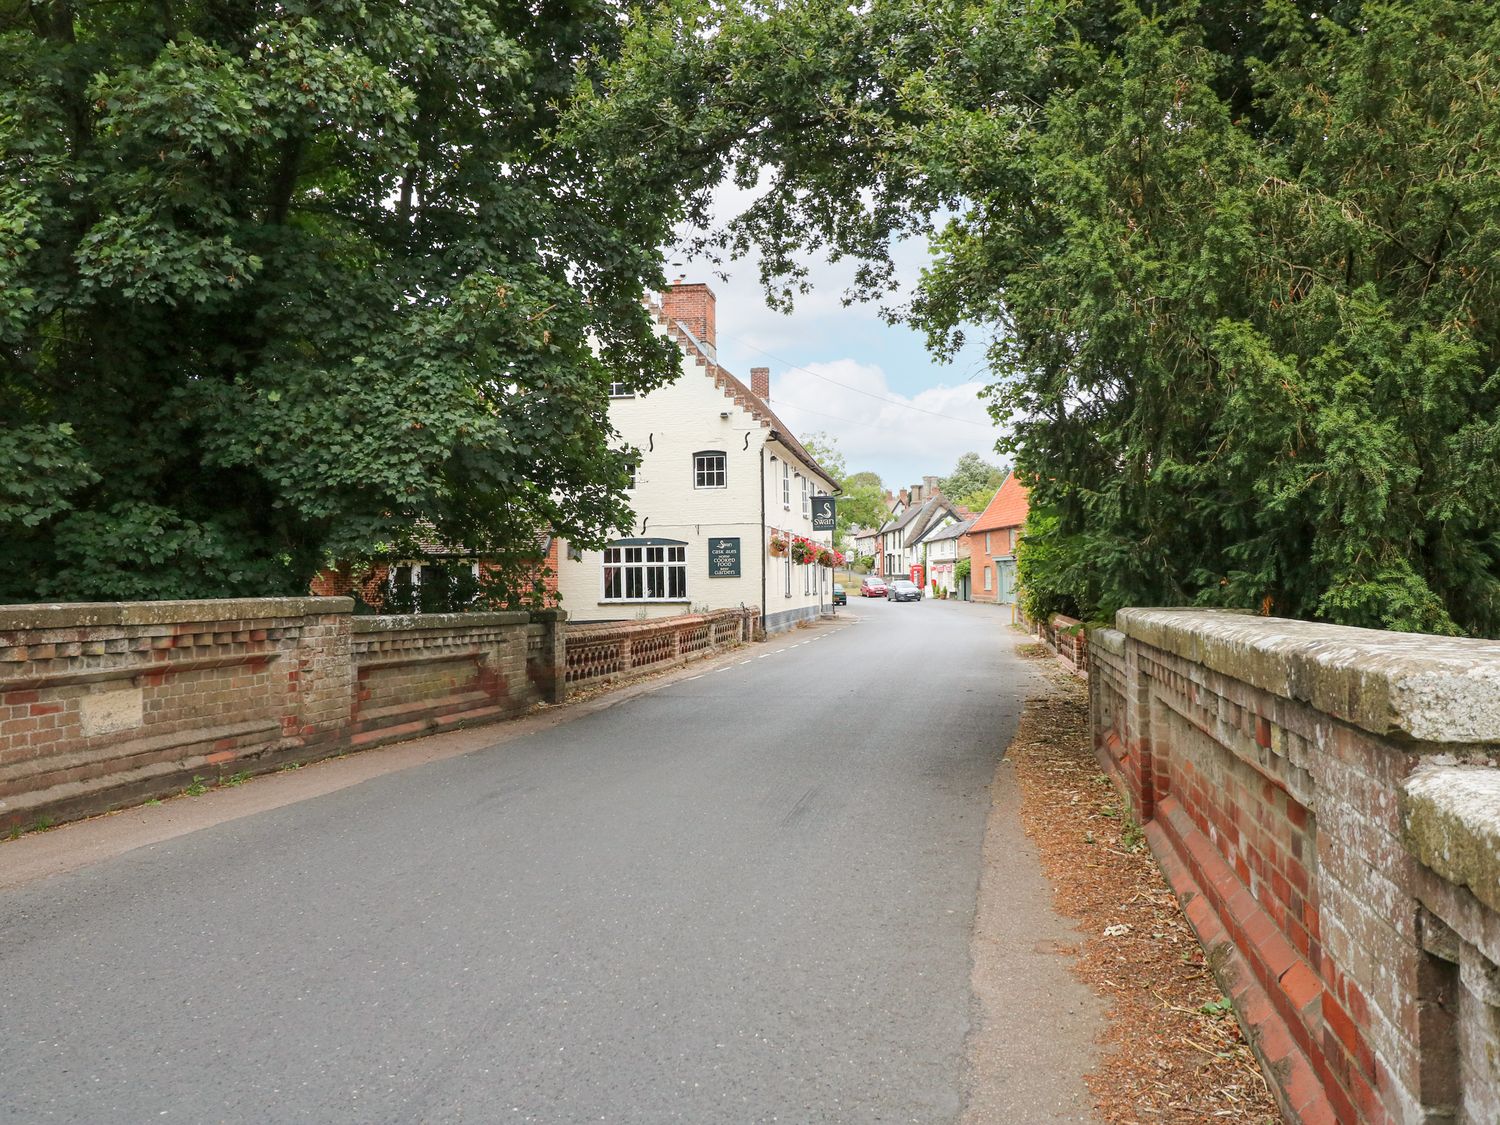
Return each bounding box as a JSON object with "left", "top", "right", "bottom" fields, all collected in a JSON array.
[
  {"left": 573, "top": 0, "right": 1500, "bottom": 636},
  {"left": 798, "top": 432, "right": 887, "bottom": 543},
  {"left": 940, "top": 452, "right": 1006, "bottom": 503},
  {"left": 1, "top": 0, "right": 683, "bottom": 601}
]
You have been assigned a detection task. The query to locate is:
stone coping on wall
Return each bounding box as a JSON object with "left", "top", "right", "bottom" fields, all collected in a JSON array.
[
  {"left": 1404, "top": 764, "right": 1500, "bottom": 916},
  {"left": 351, "top": 610, "right": 540, "bottom": 633},
  {"left": 1115, "top": 607, "right": 1500, "bottom": 743},
  {"left": 0, "top": 597, "right": 354, "bottom": 630}
]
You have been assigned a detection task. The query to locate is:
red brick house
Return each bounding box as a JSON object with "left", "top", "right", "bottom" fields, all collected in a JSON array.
[
  {"left": 962, "top": 472, "right": 1029, "bottom": 612},
  {"left": 311, "top": 535, "right": 561, "bottom": 612}
]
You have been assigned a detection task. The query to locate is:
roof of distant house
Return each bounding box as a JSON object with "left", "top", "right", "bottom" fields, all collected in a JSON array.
[
  {"left": 917, "top": 517, "right": 974, "bottom": 544},
  {"left": 889, "top": 495, "right": 961, "bottom": 545},
  {"left": 968, "top": 472, "right": 1030, "bottom": 533}
]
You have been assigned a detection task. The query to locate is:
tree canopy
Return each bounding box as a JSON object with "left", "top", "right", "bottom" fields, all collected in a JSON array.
[
  {"left": 572, "top": 0, "right": 1500, "bottom": 635},
  {"left": 798, "top": 432, "right": 886, "bottom": 544},
  {"left": 1, "top": 0, "right": 682, "bottom": 601}
]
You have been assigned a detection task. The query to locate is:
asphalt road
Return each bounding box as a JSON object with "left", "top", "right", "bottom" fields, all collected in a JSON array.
[{"left": 0, "top": 597, "right": 1095, "bottom": 1123}]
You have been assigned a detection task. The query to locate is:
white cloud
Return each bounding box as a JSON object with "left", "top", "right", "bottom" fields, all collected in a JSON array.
[
  {"left": 669, "top": 173, "right": 1005, "bottom": 487},
  {"left": 766, "top": 359, "right": 1004, "bottom": 489}
]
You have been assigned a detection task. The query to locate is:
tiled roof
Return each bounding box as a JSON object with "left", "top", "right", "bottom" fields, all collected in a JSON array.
[
  {"left": 968, "top": 472, "right": 1030, "bottom": 533},
  {"left": 916, "top": 517, "right": 974, "bottom": 545},
  {"left": 895, "top": 496, "right": 961, "bottom": 544},
  {"left": 658, "top": 312, "right": 840, "bottom": 493}
]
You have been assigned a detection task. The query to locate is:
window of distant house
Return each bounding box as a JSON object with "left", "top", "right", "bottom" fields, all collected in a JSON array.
[
  {"left": 602, "top": 540, "right": 687, "bottom": 601},
  {"left": 782, "top": 462, "right": 790, "bottom": 509},
  {"left": 984, "top": 566, "right": 993, "bottom": 591},
  {"left": 609, "top": 381, "right": 634, "bottom": 398},
  {"left": 1009, "top": 528, "right": 1017, "bottom": 553},
  {"left": 386, "top": 561, "right": 480, "bottom": 614},
  {"left": 985, "top": 531, "right": 992, "bottom": 553},
  {"left": 693, "top": 450, "right": 726, "bottom": 488}
]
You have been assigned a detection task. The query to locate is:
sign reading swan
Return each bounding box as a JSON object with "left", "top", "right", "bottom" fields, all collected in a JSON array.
[{"left": 811, "top": 495, "right": 836, "bottom": 532}]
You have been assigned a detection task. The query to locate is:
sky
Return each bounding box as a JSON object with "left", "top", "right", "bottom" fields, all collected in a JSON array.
[{"left": 669, "top": 182, "right": 1008, "bottom": 492}]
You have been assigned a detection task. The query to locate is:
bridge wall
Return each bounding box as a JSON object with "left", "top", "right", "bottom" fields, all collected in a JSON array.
[
  {"left": 1091, "top": 609, "right": 1500, "bottom": 1125},
  {"left": 0, "top": 599, "right": 574, "bottom": 834}
]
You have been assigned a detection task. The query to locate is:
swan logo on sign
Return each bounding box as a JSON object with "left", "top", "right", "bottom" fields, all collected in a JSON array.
[{"left": 811, "top": 496, "right": 836, "bottom": 531}]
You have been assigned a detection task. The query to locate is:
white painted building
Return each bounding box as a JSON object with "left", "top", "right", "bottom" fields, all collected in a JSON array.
[
  {"left": 555, "top": 284, "right": 840, "bottom": 634},
  {"left": 912, "top": 516, "right": 972, "bottom": 596}
]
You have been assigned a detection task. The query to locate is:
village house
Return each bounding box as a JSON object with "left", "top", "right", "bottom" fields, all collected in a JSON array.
[
  {"left": 552, "top": 283, "right": 840, "bottom": 634},
  {"left": 962, "top": 471, "right": 1030, "bottom": 617},
  {"left": 912, "top": 516, "right": 973, "bottom": 598},
  {"left": 876, "top": 478, "right": 961, "bottom": 584}
]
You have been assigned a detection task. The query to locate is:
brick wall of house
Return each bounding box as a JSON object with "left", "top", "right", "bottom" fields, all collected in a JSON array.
[
  {"left": 1091, "top": 609, "right": 1500, "bottom": 1124},
  {"left": 310, "top": 537, "right": 561, "bottom": 611}
]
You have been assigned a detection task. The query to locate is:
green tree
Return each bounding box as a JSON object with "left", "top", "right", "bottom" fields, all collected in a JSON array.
[
  {"left": 797, "top": 431, "right": 887, "bottom": 543},
  {"left": 939, "top": 452, "right": 1006, "bottom": 503},
  {"left": 571, "top": 0, "right": 1500, "bottom": 636},
  {"left": 1, "top": 0, "right": 683, "bottom": 601}
]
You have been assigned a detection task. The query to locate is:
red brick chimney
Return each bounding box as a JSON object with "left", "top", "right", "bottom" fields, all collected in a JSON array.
[
  {"left": 750, "top": 366, "right": 770, "bottom": 401},
  {"left": 661, "top": 282, "right": 716, "bottom": 348}
]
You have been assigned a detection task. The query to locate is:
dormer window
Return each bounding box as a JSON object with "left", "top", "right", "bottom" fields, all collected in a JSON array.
[
  {"left": 693, "top": 450, "right": 726, "bottom": 488},
  {"left": 609, "top": 381, "right": 634, "bottom": 398}
]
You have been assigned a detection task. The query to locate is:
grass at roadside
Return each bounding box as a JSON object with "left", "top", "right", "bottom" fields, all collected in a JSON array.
[{"left": 1009, "top": 648, "right": 1279, "bottom": 1124}]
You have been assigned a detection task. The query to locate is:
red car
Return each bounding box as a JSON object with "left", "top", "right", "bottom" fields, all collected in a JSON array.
[{"left": 859, "top": 577, "right": 889, "bottom": 597}]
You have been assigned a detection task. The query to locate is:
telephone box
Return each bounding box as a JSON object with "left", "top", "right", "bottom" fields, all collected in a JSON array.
[{"left": 909, "top": 564, "right": 924, "bottom": 587}]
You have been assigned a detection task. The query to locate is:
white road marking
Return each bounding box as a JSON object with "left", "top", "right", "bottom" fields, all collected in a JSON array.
[{"left": 687, "top": 674, "right": 704, "bottom": 681}]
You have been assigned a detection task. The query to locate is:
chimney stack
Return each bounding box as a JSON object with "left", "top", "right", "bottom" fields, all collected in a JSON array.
[
  {"left": 924, "top": 474, "right": 941, "bottom": 496},
  {"left": 661, "top": 282, "right": 717, "bottom": 349},
  {"left": 910, "top": 482, "right": 924, "bottom": 503},
  {"left": 750, "top": 366, "right": 770, "bottom": 401}
]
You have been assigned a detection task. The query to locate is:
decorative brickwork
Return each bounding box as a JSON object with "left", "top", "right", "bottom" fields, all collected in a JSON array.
[
  {"left": 1039, "top": 614, "right": 1089, "bottom": 674},
  {"left": 0, "top": 598, "right": 569, "bottom": 833},
  {"left": 564, "top": 608, "right": 756, "bottom": 688},
  {"left": 0, "top": 598, "right": 353, "bottom": 834},
  {"left": 1090, "top": 609, "right": 1500, "bottom": 1124}
]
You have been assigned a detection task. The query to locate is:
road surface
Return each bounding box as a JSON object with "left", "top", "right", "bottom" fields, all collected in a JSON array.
[{"left": 0, "top": 598, "right": 1099, "bottom": 1123}]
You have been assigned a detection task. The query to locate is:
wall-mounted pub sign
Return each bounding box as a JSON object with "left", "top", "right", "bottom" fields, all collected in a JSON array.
[
  {"left": 811, "top": 495, "right": 836, "bottom": 531},
  {"left": 708, "top": 537, "right": 741, "bottom": 577}
]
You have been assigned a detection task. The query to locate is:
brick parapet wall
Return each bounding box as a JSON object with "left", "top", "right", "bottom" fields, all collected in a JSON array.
[
  {"left": 1090, "top": 608, "right": 1500, "bottom": 1124},
  {"left": 565, "top": 607, "right": 756, "bottom": 688},
  {"left": 0, "top": 598, "right": 353, "bottom": 834},
  {"left": 1039, "top": 613, "right": 1090, "bottom": 674},
  {"left": 0, "top": 599, "right": 581, "bottom": 834}
]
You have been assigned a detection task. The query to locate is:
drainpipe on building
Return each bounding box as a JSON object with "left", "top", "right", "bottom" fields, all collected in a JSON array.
[{"left": 759, "top": 443, "right": 767, "bottom": 633}]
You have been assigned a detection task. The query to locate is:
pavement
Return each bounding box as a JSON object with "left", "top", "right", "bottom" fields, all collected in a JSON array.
[{"left": 0, "top": 596, "right": 1101, "bottom": 1123}]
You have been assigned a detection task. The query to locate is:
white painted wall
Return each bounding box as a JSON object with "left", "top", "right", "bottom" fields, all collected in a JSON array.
[{"left": 556, "top": 342, "right": 835, "bottom": 630}]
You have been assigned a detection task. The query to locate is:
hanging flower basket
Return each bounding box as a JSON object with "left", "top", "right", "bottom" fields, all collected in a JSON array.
[
  {"left": 768, "top": 535, "right": 788, "bottom": 557},
  {"left": 816, "top": 548, "right": 835, "bottom": 568},
  {"left": 790, "top": 537, "right": 817, "bottom": 565}
]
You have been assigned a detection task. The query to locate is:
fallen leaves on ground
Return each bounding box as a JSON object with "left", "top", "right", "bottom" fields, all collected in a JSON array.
[{"left": 1009, "top": 652, "right": 1280, "bottom": 1125}]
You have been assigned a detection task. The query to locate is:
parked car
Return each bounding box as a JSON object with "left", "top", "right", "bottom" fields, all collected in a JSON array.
[
  {"left": 888, "top": 579, "right": 922, "bottom": 603},
  {"left": 831, "top": 583, "right": 847, "bottom": 606},
  {"left": 860, "top": 577, "right": 889, "bottom": 597}
]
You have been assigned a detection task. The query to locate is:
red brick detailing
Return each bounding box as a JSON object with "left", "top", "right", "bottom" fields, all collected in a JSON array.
[
  {"left": 1087, "top": 617, "right": 1470, "bottom": 1125},
  {"left": 750, "top": 366, "right": 770, "bottom": 400},
  {"left": 661, "top": 281, "right": 716, "bottom": 347}
]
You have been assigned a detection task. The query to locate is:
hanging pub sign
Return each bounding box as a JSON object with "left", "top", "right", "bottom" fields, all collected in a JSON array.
[
  {"left": 708, "top": 537, "right": 741, "bottom": 577},
  {"left": 811, "top": 495, "right": 836, "bottom": 531}
]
